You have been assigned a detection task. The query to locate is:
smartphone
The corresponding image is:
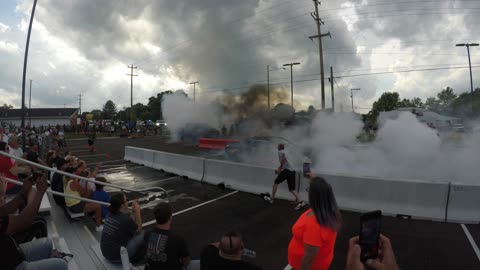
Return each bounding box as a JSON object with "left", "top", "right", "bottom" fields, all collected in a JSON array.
[
  {"left": 302, "top": 162, "right": 311, "bottom": 177},
  {"left": 359, "top": 210, "right": 382, "bottom": 262}
]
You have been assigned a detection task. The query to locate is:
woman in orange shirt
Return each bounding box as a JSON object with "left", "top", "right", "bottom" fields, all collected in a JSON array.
[{"left": 288, "top": 177, "right": 342, "bottom": 270}]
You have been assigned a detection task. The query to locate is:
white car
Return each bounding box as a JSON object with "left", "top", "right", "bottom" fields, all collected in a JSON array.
[{"left": 156, "top": 120, "right": 167, "bottom": 127}]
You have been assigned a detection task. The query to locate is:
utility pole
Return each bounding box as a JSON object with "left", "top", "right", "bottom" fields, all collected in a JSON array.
[
  {"left": 351, "top": 88, "right": 361, "bottom": 113},
  {"left": 329, "top": 67, "right": 335, "bottom": 112},
  {"left": 126, "top": 64, "right": 138, "bottom": 123},
  {"left": 456, "top": 43, "right": 479, "bottom": 115},
  {"left": 267, "top": 65, "right": 286, "bottom": 111},
  {"left": 190, "top": 81, "right": 199, "bottom": 103},
  {"left": 78, "top": 94, "right": 83, "bottom": 115},
  {"left": 309, "top": 0, "right": 331, "bottom": 110},
  {"left": 283, "top": 62, "right": 301, "bottom": 108},
  {"left": 29, "top": 79, "right": 32, "bottom": 127}
]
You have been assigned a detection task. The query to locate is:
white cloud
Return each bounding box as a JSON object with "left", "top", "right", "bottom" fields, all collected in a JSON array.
[
  {"left": 0, "top": 22, "right": 10, "bottom": 32},
  {"left": 0, "top": 40, "right": 19, "bottom": 53}
]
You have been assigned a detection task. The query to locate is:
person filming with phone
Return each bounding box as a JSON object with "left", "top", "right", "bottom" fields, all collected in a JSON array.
[
  {"left": 345, "top": 234, "right": 399, "bottom": 270},
  {"left": 287, "top": 177, "right": 342, "bottom": 270}
]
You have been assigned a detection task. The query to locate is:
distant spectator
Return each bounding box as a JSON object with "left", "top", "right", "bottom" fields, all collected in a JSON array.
[
  {"left": 87, "top": 129, "right": 96, "bottom": 153},
  {"left": 46, "top": 150, "right": 57, "bottom": 167},
  {"left": 0, "top": 142, "right": 31, "bottom": 195},
  {"left": 26, "top": 143, "right": 48, "bottom": 166},
  {"left": 0, "top": 127, "right": 9, "bottom": 143},
  {"left": 345, "top": 235, "right": 399, "bottom": 270},
  {"left": 91, "top": 177, "right": 110, "bottom": 219},
  {"left": 101, "top": 193, "right": 143, "bottom": 262},
  {"left": 64, "top": 174, "right": 103, "bottom": 231},
  {"left": 8, "top": 135, "right": 25, "bottom": 163},
  {"left": 288, "top": 177, "right": 342, "bottom": 270},
  {"left": 144, "top": 202, "right": 190, "bottom": 270},
  {"left": 0, "top": 174, "right": 68, "bottom": 270},
  {"left": 200, "top": 231, "right": 261, "bottom": 270}
]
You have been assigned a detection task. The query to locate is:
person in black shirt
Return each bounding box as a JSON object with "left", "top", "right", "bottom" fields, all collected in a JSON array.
[
  {"left": 200, "top": 231, "right": 262, "bottom": 270},
  {"left": 144, "top": 202, "right": 190, "bottom": 270}
]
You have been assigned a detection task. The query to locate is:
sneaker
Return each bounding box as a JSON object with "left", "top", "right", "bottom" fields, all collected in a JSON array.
[
  {"left": 294, "top": 201, "right": 306, "bottom": 210},
  {"left": 263, "top": 196, "right": 274, "bottom": 204},
  {"left": 95, "top": 225, "right": 104, "bottom": 232}
]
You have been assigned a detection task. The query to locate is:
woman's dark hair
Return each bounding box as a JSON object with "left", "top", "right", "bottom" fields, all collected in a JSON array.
[
  {"left": 95, "top": 177, "right": 107, "bottom": 191},
  {"left": 309, "top": 177, "right": 342, "bottom": 231},
  {"left": 109, "top": 193, "right": 126, "bottom": 214}
]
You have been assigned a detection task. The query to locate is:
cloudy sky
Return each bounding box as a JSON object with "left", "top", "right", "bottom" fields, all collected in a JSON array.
[{"left": 0, "top": 0, "right": 479, "bottom": 113}]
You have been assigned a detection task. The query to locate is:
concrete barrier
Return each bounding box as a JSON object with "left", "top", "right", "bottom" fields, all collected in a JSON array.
[
  {"left": 299, "top": 172, "right": 450, "bottom": 221},
  {"left": 203, "top": 159, "right": 296, "bottom": 201},
  {"left": 124, "top": 146, "right": 155, "bottom": 167},
  {"left": 446, "top": 183, "right": 480, "bottom": 224},
  {"left": 151, "top": 151, "right": 205, "bottom": 181},
  {"left": 124, "top": 147, "right": 470, "bottom": 223}
]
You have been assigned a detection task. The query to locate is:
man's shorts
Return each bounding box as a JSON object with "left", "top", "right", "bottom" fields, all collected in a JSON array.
[{"left": 274, "top": 169, "right": 296, "bottom": 191}]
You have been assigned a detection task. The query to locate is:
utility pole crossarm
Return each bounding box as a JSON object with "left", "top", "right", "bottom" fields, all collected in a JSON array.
[{"left": 190, "top": 81, "right": 199, "bottom": 103}]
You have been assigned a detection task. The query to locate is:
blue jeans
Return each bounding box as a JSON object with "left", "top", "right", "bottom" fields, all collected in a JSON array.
[
  {"left": 127, "top": 231, "right": 145, "bottom": 259},
  {"left": 15, "top": 238, "right": 68, "bottom": 270}
]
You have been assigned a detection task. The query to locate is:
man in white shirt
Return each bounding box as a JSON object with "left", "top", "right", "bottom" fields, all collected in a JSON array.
[
  {"left": 0, "top": 128, "right": 8, "bottom": 143},
  {"left": 8, "top": 135, "right": 24, "bottom": 163}
]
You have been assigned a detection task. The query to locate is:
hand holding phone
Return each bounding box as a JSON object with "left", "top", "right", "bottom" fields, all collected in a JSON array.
[
  {"left": 346, "top": 234, "right": 399, "bottom": 270},
  {"left": 303, "top": 162, "right": 311, "bottom": 177},
  {"left": 359, "top": 210, "right": 382, "bottom": 262}
]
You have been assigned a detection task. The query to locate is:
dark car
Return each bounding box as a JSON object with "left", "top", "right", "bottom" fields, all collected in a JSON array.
[{"left": 178, "top": 124, "right": 220, "bottom": 145}]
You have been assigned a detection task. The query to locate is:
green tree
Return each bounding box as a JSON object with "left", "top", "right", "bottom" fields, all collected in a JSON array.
[
  {"left": 147, "top": 91, "right": 173, "bottom": 120},
  {"left": 90, "top": 109, "right": 102, "bottom": 119},
  {"left": 371, "top": 92, "right": 400, "bottom": 116},
  {"left": 450, "top": 88, "right": 480, "bottom": 118},
  {"left": 102, "top": 100, "right": 117, "bottom": 119}
]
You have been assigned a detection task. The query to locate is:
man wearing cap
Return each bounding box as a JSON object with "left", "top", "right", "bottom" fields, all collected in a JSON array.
[
  {"left": 264, "top": 143, "right": 305, "bottom": 210},
  {"left": 200, "top": 231, "right": 262, "bottom": 270}
]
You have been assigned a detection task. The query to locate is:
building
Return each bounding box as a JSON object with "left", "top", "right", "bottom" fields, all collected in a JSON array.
[{"left": 0, "top": 108, "right": 79, "bottom": 128}]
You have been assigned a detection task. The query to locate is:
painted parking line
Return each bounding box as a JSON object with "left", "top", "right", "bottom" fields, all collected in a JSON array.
[
  {"left": 461, "top": 224, "right": 480, "bottom": 262},
  {"left": 89, "top": 159, "right": 125, "bottom": 166},
  {"left": 76, "top": 154, "right": 107, "bottom": 158},
  {"left": 142, "top": 190, "right": 239, "bottom": 227}
]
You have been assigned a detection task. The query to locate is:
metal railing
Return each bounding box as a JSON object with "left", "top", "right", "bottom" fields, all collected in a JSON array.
[{"left": 0, "top": 151, "right": 169, "bottom": 204}]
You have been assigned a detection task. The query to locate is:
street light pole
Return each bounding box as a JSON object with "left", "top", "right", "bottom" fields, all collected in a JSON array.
[
  {"left": 190, "top": 81, "right": 199, "bottom": 103},
  {"left": 29, "top": 79, "right": 32, "bottom": 128},
  {"left": 283, "top": 63, "right": 301, "bottom": 108},
  {"left": 456, "top": 43, "right": 479, "bottom": 115},
  {"left": 21, "top": 0, "right": 37, "bottom": 151},
  {"left": 350, "top": 88, "right": 360, "bottom": 113},
  {"left": 267, "top": 65, "right": 286, "bottom": 111}
]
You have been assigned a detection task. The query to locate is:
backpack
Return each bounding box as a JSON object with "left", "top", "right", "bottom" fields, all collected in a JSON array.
[{"left": 51, "top": 173, "right": 66, "bottom": 206}]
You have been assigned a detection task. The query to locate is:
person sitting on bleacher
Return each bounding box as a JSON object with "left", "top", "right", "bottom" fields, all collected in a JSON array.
[
  {"left": 51, "top": 157, "right": 69, "bottom": 206},
  {"left": 0, "top": 142, "right": 32, "bottom": 195},
  {"left": 64, "top": 172, "right": 103, "bottom": 231},
  {"left": 0, "top": 173, "right": 68, "bottom": 270},
  {"left": 91, "top": 177, "right": 110, "bottom": 220},
  {"left": 144, "top": 202, "right": 190, "bottom": 270},
  {"left": 200, "top": 231, "right": 262, "bottom": 270},
  {"left": 101, "top": 193, "right": 144, "bottom": 263}
]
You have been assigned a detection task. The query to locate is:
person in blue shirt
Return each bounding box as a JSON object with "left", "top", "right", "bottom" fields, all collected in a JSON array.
[{"left": 91, "top": 177, "right": 110, "bottom": 219}]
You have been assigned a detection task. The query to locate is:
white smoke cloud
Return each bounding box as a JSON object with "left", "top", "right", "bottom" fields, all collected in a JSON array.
[{"left": 162, "top": 91, "right": 231, "bottom": 141}]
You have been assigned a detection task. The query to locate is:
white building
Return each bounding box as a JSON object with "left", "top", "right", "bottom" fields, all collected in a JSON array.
[{"left": 0, "top": 108, "right": 79, "bottom": 128}]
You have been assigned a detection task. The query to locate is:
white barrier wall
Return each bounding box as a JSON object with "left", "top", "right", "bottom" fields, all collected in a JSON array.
[
  {"left": 446, "top": 184, "right": 480, "bottom": 224},
  {"left": 124, "top": 147, "right": 480, "bottom": 224},
  {"left": 203, "top": 159, "right": 295, "bottom": 201},
  {"left": 124, "top": 146, "right": 155, "bottom": 167},
  {"left": 299, "top": 173, "right": 450, "bottom": 221},
  {"left": 151, "top": 151, "right": 205, "bottom": 181}
]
